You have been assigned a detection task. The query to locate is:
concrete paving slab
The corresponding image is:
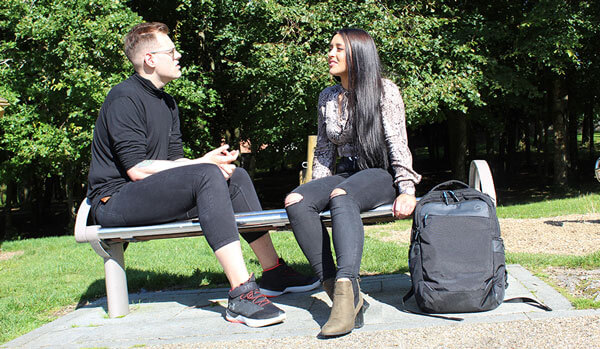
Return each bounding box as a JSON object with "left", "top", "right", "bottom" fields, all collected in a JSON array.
[{"left": 3, "top": 264, "right": 591, "bottom": 349}]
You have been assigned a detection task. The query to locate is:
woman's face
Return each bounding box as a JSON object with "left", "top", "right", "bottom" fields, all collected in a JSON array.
[{"left": 328, "top": 33, "right": 347, "bottom": 78}]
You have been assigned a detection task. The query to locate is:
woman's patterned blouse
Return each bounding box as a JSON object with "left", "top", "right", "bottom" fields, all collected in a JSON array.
[{"left": 312, "top": 79, "right": 421, "bottom": 195}]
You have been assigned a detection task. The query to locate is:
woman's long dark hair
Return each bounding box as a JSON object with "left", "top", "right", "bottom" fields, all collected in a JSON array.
[{"left": 337, "top": 28, "right": 389, "bottom": 170}]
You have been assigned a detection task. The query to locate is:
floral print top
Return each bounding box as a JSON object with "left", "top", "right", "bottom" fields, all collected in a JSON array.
[{"left": 312, "top": 79, "right": 421, "bottom": 195}]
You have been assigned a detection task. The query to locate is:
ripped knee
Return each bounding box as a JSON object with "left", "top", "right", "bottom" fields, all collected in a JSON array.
[
  {"left": 284, "top": 193, "right": 304, "bottom": 207},
  {"left": 329, "top": 188, "right": 347, "bottom": 199}
]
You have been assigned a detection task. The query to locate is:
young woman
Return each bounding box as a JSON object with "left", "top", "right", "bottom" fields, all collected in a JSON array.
[{"left": 284, "top": 29, "right": 421, "bottom": 337}]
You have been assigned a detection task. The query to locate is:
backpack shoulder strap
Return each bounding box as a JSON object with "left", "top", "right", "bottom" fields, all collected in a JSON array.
[
  {"left": 503, "top": 297, "right": 553, "bottom": 311},
  {"left": 401, "top": 292, "right": 552, "bottom": 319}
]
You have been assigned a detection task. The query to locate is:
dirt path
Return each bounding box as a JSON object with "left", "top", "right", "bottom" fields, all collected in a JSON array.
[{"left": 500, "top": 213, "right": 600, "bottom": 256}]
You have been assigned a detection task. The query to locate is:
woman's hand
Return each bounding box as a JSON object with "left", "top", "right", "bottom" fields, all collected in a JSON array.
[{"left": 392, "top": 194, "right": 417, "bottom": 219}]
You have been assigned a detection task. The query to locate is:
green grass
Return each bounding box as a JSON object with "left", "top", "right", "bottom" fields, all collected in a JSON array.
[
  {"left": 507, "top": 250, "right": 600, "bottom": 310},
  {"left": 506, "top": 251, "right": 600, "bottom": 269},
  {"left": 576, "top": 131, "right": 600, "bottom": 146},
  {"left": 1, "top": 194, "right": 599, "bottom": 344},
  {"left": 497, "top": 192, "right": 599, "bottom": 218}
]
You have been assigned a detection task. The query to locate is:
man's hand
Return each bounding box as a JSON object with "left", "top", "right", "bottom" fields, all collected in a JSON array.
[
  {"left": 392, "top": 194, "right": 417, "bottom": 219},
  {"left": 200, "top": 144, "right": 239, "bottom": 179},
  {"left": 218, "top": 163, "right": 236, "bottom": 179},
  {"left": 201, "top": 145, "right": 239, "bottom": 165},
  {"left": 126, "top": 145, "right": 241, "bottom": 181}
]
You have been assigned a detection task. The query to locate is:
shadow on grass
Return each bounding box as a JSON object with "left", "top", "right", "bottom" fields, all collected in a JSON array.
[
  {"left": 544, "top": 219, "right": 600, "bottom": 227},
  {"left": 76, "top": 268, "right": 230, "bottom": 313}
]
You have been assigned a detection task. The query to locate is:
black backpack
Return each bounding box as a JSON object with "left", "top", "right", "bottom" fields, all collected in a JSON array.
[{"left": 403, "top": 180, "right": 550, "bottom": 319}]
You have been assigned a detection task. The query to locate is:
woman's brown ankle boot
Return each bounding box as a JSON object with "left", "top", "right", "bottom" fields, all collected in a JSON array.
[
  {"left": 320, "top": 279, "right": 364, "bottom": 337},
  {"left": 322, "top": 278, "right": 335, "bottom": 301}
]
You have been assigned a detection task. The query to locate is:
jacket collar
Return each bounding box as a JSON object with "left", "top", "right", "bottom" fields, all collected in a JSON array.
[{"left": 132, "top": 73, "right": 164, "bottom": 98}]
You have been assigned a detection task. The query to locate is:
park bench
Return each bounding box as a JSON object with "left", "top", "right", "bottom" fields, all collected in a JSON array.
[{"left": 75, "top": 159, "right": 496, "bottom": 318}]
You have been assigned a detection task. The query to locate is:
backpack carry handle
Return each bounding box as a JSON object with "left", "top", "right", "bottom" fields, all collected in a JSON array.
[{"left": 430, "top": 180, "right": 470, "bottom": 192}]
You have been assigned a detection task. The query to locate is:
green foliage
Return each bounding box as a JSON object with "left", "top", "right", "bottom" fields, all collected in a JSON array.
[
  {"left": 164, "top": 66, "right": 220, "bottom": 157},
  {"left": 0, "top": 0, "right": 140, "bottom": 189},
  {"left": 157, "top": 0, "right": 496, "bottom": 168},
  {"left": 513, "top": 0, "right": 588, "bottom": 75}
]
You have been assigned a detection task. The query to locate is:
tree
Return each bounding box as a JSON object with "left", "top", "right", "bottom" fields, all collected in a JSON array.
[
  {"left": 0, "top": 0, "right": 141, "bottom": 233},
  {"left": 508, "top": 0, "right": 595, "bottom": 188}
]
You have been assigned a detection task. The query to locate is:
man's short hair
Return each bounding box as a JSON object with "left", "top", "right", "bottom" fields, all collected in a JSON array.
[{"left": 123, "top": 22, "right": 169, "bottom": 66}]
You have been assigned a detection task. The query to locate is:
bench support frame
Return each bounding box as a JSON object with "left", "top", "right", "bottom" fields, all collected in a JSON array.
[{"left": 103, "top": 242, "right": 129, "bottom": 317}]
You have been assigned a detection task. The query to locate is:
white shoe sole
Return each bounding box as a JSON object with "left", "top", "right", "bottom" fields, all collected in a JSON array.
[
  {"left": 260, "top": 279, "right": 321, "bottom": 297},
  {"left": 225, "top": 311, "right": 286, "bottom": 327}
]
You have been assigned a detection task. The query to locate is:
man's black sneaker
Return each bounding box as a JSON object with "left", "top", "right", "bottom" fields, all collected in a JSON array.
[
  {"left": 226, "top": 274, "right": 286, "bottom": 327},
  {"left": 259, "top": 258, "right": 321, "bottom": 297}
]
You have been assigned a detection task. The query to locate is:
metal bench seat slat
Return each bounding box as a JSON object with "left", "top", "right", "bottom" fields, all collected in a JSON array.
[{"left": 95, "top": 204, "right": 395, "bottom": 240}]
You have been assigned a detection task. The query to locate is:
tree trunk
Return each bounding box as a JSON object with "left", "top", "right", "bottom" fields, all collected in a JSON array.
[
  {"left": 467, "top": 120, "right": 477, "bottom": 161},
  {"left": 525, "top": 121, "right": 531, "bottom": 167},
  {"left": 442, "top": 120, "right": 450, "bottom": 166},
  {"left": 505, "top": 113, "right": 518, "bottom": 177},
  {"left": 545, "top": 121, "right": 554, "bottom": 179},
  {"left": 590, "top": 112, "right": 595, "bottom": 153},
  {"left": 567, "top": 93, "right": 578, "bottom": 173},
  {"left": 64, "top": 166, "right": 78, "bottom": 225},
  {"left": 536, "top": 118, "right": 547, "bottom": 169},
  {"left": 447, "top": 112, "right": 467, "bottom": 182},
  {"left": 499, "top": 132, "right": 506, "bottom": 175},
  {"left": 551, "top": 78, "right": 568, "bottom": 188},
  {"left": 485, "top": 130, "right": 493, "bottom": 156},
  {"left": 582, "top": 107, "right": 590, "bottom": 145},
  {"left": 2, "top": 181, "right": 17, "bottom": 238},
  {"left": 427, "top": 125, "right": 440, "bottom": 163},
  {"left": 584, "top": 102, "right": 595, "bottom": 155}
]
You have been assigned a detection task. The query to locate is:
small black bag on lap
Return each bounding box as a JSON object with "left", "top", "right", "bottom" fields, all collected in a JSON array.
[{"left": 404, "top": 180, "right": 507, "bottom": 315}]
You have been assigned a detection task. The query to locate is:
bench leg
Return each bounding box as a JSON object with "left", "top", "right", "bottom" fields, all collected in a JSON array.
[{"left": 103, "top": 242, "right": 130, "bottom": 318}]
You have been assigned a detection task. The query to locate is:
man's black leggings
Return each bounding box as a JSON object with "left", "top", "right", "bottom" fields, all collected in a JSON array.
[
  {"left": 93, "top": 164, "right": 265, "bottom": 251},
  {"left": 285, "top": 168, "right": 397, "bottom": 281}
]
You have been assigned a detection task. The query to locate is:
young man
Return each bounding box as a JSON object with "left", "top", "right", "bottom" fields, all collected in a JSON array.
[{"left": 87, "top": 22, "right": 319, "bottom": 327}]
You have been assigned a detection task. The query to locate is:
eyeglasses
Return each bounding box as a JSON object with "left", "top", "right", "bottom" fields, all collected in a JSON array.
[{"left": 149, "top": 47, "right": 178, "bottom": 60}]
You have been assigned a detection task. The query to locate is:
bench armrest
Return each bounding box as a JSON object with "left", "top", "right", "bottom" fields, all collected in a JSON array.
[{"left": 74, "top": 198, "right": 101, "bottom": 243}]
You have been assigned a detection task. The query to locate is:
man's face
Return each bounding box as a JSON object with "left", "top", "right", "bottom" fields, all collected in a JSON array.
[{"left": 147, "top": 33, "right": 182, "bottom": 85}]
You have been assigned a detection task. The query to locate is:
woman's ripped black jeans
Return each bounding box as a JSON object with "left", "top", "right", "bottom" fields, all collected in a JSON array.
[{"left": 285, "top": 168, "right": 396, "bottom": 280}]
